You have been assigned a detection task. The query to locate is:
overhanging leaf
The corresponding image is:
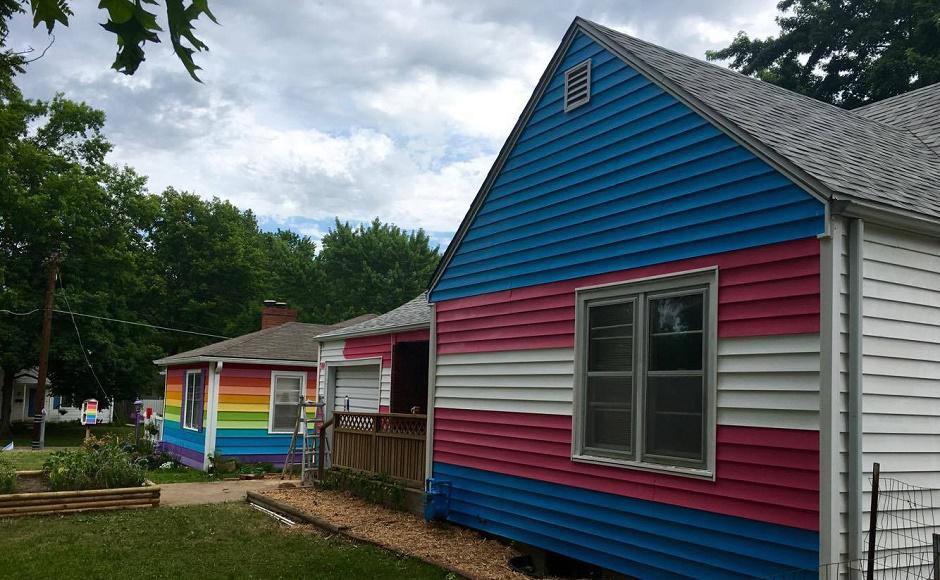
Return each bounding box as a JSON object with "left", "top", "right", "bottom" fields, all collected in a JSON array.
[
  {"left": 98, "top": 0, "right": 161, "bottom": 76},
  {"left": 165, "top": 0, "right": 216, "bottom": 82},
  {"left": 30, "top": 0, "right": 72, "bottom": 33}
]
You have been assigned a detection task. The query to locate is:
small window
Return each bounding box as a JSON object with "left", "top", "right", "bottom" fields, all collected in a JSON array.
[
  {"left": 564, "top": 59, "right": 591, "bottom": 111},
  {"left": 182, "top": 370, "right": 204, "bottom": 431},
  {"left": 573, "top": 270, "right": 716, "bottom": 475},
  {"left": 269, "top": 372, "right": 305, "bottom": 434}
]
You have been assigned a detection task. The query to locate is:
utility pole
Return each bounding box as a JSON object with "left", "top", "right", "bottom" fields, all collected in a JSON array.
[{"left": 32, "top": 253, "right": 61, "bottom": 450}]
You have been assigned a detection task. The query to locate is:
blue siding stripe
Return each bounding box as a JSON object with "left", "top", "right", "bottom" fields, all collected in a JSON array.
[
  {"left": 460, "top": 178, "right": 806, "bottom": 260},
  {"left": 430, "top": 33, "right": 825, "bottom": 302},
  {"left": 435, "top": 463, "right": 818, "bottom": 578},
  {"left": 162, "top": 421, "right": 205, "bottom": 453},
  {"left": 462, "top": 169, "right": 788, "bottom": 251}
]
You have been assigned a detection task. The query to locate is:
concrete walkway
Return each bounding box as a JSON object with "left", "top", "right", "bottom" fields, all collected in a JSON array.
[{"left": 159, "top": 479, "right": 287, "bottom": 507}]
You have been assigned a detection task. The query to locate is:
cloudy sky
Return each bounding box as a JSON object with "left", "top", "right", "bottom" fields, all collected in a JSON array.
[{"left": 8, "top": 1, "right": 779, "bottom": 248}]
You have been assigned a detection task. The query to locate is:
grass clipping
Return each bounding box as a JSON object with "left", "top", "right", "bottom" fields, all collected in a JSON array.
[{"left": 263, "top": 486, "right": 535, "bottom": 580}]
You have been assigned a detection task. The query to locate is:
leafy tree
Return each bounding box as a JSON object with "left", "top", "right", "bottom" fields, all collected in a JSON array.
[
  {"left": 316, "top": 219, "right": 440, "bottom": 323},
  {"left": 146, "top": 189, "right": 270, "bottom": 354},
  {"left": 262, "top": 229, "right": 321, "bottom": 324},
  {"left": 10, "top": 0, "right": 217, "bottom": 81},
  {"left": 0, "top": 88, "right": 156, "bottom": 431},
  {"left": 706, "top": 0, "right": 940, "bottom": 108}
]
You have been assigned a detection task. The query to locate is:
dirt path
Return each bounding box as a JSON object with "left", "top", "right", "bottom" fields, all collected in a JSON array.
[{"left": 159, "top": 479, "right": 284, "bottom": 507}]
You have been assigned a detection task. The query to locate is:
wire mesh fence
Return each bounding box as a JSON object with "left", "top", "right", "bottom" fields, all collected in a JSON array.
[{"left": 762, "top": 463, "right": 940, "bottom": 580}]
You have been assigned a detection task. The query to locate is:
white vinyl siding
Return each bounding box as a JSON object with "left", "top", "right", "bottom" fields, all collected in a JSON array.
[
  {"left": 435, "top": 334, "right": 819, "bottom": 431},
  {"left": 859, "top": 224, "right": 940, "bottom": 575},
  {"left": 318, "top": 339, "right": 392, "bottom": 410},
  {"left": 333, "top": 365, "right": 381, "bottom": 413}
]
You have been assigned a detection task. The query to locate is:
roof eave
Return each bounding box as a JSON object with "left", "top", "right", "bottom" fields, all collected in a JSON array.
[
  {"left": 153, "top": 355, "right": 320, "bottom": 368},
  {"left": 317, "top": 321, "right": 431, "bottom": 342},
  {"left": 831, "top": 196, "right": 940, "bottom": 237}
]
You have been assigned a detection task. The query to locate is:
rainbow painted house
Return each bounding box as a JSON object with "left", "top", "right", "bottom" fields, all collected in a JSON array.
[
  {"left": 421, "top": 17, "right": 940, "bottom": 579},
  {"left": 153, "top": 303, "right": 374, "bottom": 470}
]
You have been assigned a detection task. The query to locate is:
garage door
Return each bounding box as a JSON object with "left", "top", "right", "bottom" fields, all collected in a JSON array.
[{"left": 333, "top": 365, "right": 380, "bottom": 413}]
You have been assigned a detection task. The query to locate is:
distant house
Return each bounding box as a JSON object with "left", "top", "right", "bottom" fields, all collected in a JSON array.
[
  {"left": 153, "top": 303, "right": 373, "bottom": 470},
  {"left": 0, "top": 369, "right": 110, "bottom": 426},
  {"left": 421, "top": 17, "right": 940, "bottom": 578}
]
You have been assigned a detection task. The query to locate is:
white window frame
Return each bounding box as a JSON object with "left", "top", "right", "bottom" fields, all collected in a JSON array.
[
  {"left": 182, "top": 369, "right": 202, "bottom": 432},
  {"left": 268, "top": 370, "right": 308, "bottom": 435},
  {"left": 571, "top": 268, "right": 718, "bottom": 479}
]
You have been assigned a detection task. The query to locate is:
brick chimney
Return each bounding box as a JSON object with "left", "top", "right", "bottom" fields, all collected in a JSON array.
[{"left": 261, "top": 300, "right": 297, "bottom": 329}]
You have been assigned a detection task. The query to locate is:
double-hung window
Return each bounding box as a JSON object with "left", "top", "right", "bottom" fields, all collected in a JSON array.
[
  {"left": 182, "top": 370, "right": 204, "bottom": 431},
  {"left": 269, "top": 372, "right": 306, "bottom": 434},
  {"left": 573, "top": 269, "right": 717, "bottom": 476}
]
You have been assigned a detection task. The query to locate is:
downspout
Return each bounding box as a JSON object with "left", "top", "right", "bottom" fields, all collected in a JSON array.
[
  {"left": 847, "top": 218, "right": 865, "bottom": 563},
  {"left": 424, "top": 305, "right": 438, "bottom": 481},
  {"left": 204, "top": 361, "right": 221, "bottom": 471}
]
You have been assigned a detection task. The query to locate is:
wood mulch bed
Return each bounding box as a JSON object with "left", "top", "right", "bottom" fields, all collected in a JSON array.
[{"left": 261, "top": 486, "right": 547, "bottom": 580}]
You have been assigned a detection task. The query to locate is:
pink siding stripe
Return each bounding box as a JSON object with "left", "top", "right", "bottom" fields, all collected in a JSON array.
[
  {"left": 433, "top": 408, "right": 819, "bottom": 531},
  {"left": 437, "top": 238, "right": 819, "bottom": 354},
  {"left": 342, "top": 329, "right": 430, "bottom": 368}
]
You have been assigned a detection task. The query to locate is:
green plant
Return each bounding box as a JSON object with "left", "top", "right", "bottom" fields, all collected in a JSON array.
[
  {"left": 317, "top": 469, "right": 406, "bottom": 511},
  {"left": 0, "top": 455, "right": 16, "bottom": 494},
  {"left": 43, "top": 437, "right": 145, "bottom": 491}
]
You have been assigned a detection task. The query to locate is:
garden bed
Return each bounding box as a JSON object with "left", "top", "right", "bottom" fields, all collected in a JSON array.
[
  {"left": 0, "top": 471, "right": 160, "bottom": 517},
  {"left": 256, "top": 486, "right": 543, "bottom": 580}
]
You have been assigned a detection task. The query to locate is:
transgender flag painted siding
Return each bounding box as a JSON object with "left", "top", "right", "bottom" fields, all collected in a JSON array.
[
  {"left": 431, "top": 240, "right": 823, "bottom": 576},
  {"left": 319, "top": 329, "right": 430, "bottom": 413},
  {"left": 428, "top": 24, "right": 827, "bottom": 577},
  {"left": 437, "top": 237, "right": 820, "bottom": 354},
  {"left": 430, "top": 33, "right": 825, "bottom": 303}
]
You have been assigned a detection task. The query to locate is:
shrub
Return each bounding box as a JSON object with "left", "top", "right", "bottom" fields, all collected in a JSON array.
[
  {"left": 43, "top": 437, "right": 145, "bottom": 491},
  {"left": 317, "top": 468, "right": 405, "bottom": 510},
  {"left": 0, "top": 456, "right": 15, "bottom": 494}
]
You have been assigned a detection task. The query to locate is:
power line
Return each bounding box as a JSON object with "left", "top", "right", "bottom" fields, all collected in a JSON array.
[
  {"left": 58, "top": 278, "right": 111, "bottom": 402},
  {"left": 0, "top": 308, "right": 231, "bottom": 339}
]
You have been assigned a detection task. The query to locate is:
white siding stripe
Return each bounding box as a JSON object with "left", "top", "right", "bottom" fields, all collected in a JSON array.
[{"left": 435, "top": 334, "right": 820, "bottom": 430}]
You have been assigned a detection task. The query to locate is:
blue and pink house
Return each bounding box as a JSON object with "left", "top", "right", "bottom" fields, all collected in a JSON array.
[{"left": 422, "top": 17, "right": 940, "bottom": 578}]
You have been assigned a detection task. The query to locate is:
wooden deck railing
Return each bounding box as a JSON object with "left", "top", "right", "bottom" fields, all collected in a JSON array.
[{"left": 330, "top": 412, "right": 426, "bottom": 487}]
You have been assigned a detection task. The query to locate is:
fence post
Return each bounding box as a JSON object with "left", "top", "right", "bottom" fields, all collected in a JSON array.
[
  {"left": 932, "top": 533, "right": 940, "bottom": 580},
  {"left": 866, "top": 462, "right": 880, "bottom": 580}
]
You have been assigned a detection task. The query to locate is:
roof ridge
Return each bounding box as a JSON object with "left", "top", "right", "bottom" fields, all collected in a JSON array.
[
  {"left": 583, "top": 18, "right": 923, "bottom": 131},
  {"left": 853, "top": 81, "right": 940, "bottom": 113}
]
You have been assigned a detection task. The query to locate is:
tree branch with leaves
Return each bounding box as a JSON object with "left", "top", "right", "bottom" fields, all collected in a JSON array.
[
  {"left": 706, "top": 0, "right": 940, "bottom": 108},
  {"left": 27, "top": 0, "right": 217, "bottom": 81}
]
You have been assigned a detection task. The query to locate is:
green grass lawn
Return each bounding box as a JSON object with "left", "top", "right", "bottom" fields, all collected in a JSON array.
[
  {"left": 2, "top": 450, "right": 51, "bottom": 470},
  {"left": 0, "top": 503, "right": 452, "bottom": 580},
  {"left": 145, "top": 466, "right": 218, "bottom": 484},
  {"left": 7, "top": 421, "right": 134, "bottom": 447}
]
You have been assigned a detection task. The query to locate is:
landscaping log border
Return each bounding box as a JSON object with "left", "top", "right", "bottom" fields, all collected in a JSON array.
[
  {"left": 0, "top": 472, "right": 160, "bottom": 517},
  {"left": 246, "top": 490, "right": 476, "bottom": 580}
]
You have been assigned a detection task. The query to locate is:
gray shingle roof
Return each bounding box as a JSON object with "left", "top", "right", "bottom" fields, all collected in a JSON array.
[
  {"left": 854, "top": 83, "right": 940, "bottom": 152},
  {"left": 316, "top": 293, "right": 430, "bottom": 340},
  {"left": 154, "top": 314, "right": 377, "bottom": 365},
  {"left": 582, "top": 19, "right": 940, "bottom": 219}
]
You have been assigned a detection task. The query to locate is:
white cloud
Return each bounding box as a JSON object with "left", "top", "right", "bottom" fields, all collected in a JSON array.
[{"left": 8, "top": 0, "right": 781, "bottom": 244}]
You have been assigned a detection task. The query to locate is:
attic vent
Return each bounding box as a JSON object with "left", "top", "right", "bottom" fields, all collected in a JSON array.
[{"left": 564, "top": 59, "right": 591, "bottom": 111}]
